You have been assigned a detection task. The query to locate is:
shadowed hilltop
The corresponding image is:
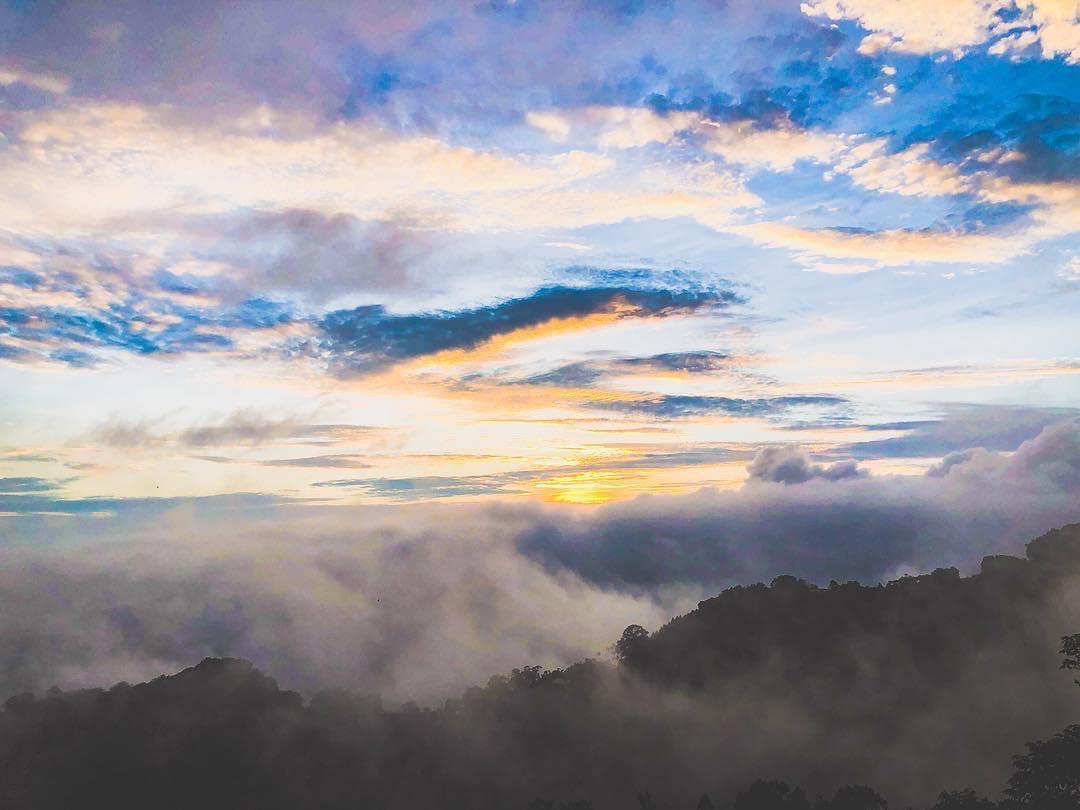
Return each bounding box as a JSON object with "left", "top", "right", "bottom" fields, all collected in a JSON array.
[{"left": 2, "top": 525, "right": 1079, "bottom": 810}]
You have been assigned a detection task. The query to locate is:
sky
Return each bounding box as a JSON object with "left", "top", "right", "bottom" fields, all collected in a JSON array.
[{"left": 0, "top": 0, "right": 1078, "bottom": 696}]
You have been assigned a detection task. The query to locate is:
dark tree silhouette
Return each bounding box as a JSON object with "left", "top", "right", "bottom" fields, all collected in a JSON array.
[
  {"left": 734, "top": 780, "right": 811, "bottom": 810},
  {"left": 1061, "top": 634, "right": 1080, "bottom": 685},
  {"left": 930, "top": 789, "right": 996, "bottom": 809},
  {"left": 614, "top": 624, "right": 650, "bottom": 665},
  {"left": 1003, "top": 724, "right": 1080, "bottom": 809},
  {"left": 820, "top": 785, "right": 889, "bottom": 809}
]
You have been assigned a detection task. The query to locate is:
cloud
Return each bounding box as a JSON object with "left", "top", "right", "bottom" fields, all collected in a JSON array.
[
  {"left": 801, "top": 0, "right": 1080, "bottom": 63},
  {"left": 0, "top": 301, "right": 234, "bottom": 367},
  {"left": 746, "top": 445, "right": 867, "bottom": 484},
  {"left": 309, "top": 451, "right": 723, "bottom": 500},
  {"left": 523, "top": 361, "right": 609, "bottom": 388},
  {"left": 258, "top": 454, "right": 373, "bottom": 469},
  {"left": 527, "top": 105, "right": 852, "bottom": 172},
  {"left": 520, "top": 351, "right": 734, "bottom": 388},
  {"left": 1060, "top": 255, "right": 1080, "bottom": 281},
  {"left": 515, "top": 420, "right": 1080, "bottom": 589},
  {"left": 318, "top": 285, "right": 739, "bottom": 375},
  {"left": 1, "top": 101, "right": 613, "bottom": 234},
  {"left": 0, "top": 492, "right": 284, "bottom": 519},
  {"left": 734, "top": 221, "right": 1023, "bottom": 266},
  {"left": 90, "top": 413, "right": 380, "bottom": 449},
  {"left": 926, "top": 419, "right": 1080, "bottom": 490},
  {"left": 622, "top": 351, "right": 733, "bottom": 372},
  {"left": 0, "top": 505, "right": 672, "bottom": 704},
  {"left": 0, "top": 66, "right": 69, "bottom": 95},
  {"left": 174, "top": 209, "right": 445, "bottom": 303},
  {"left": 837, "top": 141, "right": 976, "bottom": 198},
  {"left": 836, "top": 404, "right": 1080, "bottom": 459},
  {"left": 0, "top": 421, "right": 1077, "bottom": 715},
  {"left": 702, "top": 118, "right": 853, "bottom": 171},
  {"left": 315, "top": 475, "right": 520, "bottom": 499},
  {"left": 527, "top": 106, "right": 701, "bottom": 149},
  {"left": 179, "top": 413, "right": 332, "bottom": 448},
  {"left": 0, "top": 1, "right": 829, "bottom": 129},
  {"left": 595, "top": 394, "right": 847, "bottom": 419},
  {"left": 0, "top": 477, "right": 68, "bottom": 494}
]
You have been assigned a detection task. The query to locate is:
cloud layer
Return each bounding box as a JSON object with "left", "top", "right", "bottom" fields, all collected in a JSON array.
[{"left": 2, "top": 420, "right": 1076, "bottom": 705}]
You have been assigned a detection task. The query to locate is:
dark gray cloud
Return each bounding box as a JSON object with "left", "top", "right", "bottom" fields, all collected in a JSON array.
[
  {"left": 524, "top": 361, "right": 608, "bottom": 388},
  {"left": 259, "top": 454, "right": 373, "bottom": 469},
  {"left": 620, "top": 351, "right": 731, "bottom": 372},
  {"left": 515, "top": 421, "right": 1080, "bottom": 589},
  {"left": 90, "top": 413, "right": 381, "bottom": 449},
  {"left": 0, "top": 476, "right": 67, "bottom": 494},
  {"left": 925, "top": 420, "right": 1080, "bottom": 491},
  {"left": 746, "top": 445, "right": 866, "bottom": 484},
  {"left": 178, "top": 414, "right": 329, "bottom": 448},
  {"left": 837, "top": 405, "right": 1080, "bottom": 459},
  {"left": 595, "top": 394, "right": 846, "bottom": 419},
  {"left": 318, "top": 285, "right": 739, "bottom": 375},
  {"left": 159, "top": 209, "right": 442, "bottom": 303},
  {"left": 522, "top": 351, "right": 733, "bottom": 388}
]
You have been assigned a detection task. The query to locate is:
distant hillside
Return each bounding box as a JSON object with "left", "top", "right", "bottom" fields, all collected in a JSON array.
[
  {"left": 2, "top": 525, "right": 1078, "bottom": 810},
  {"left": 621, "top": 523, "right": 1080, "bottom": 690}
]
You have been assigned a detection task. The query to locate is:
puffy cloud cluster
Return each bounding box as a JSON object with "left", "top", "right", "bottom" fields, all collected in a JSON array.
[
  {"left": 802, "top": 0, "right": 1080, "bottom": 63},
  {"left": 927, "top": 420, "right": 1080, "bottom": 490},
  {"left": 747, "top": 445, "right": 866, "bottom": 484}
]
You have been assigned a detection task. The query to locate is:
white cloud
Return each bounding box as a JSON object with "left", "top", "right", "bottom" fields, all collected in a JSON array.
[
  {"left": 1, "top": 101, "right": 767, "bottom": 241},
  {"left": 734, "top": 221, "right": 1023, "bottom": 266},
  {"left": 1, "top": 103, "right": 615, "bottom": 234},
  {"left": 701, "top": 119, "right": 854, "bottom": 171},
  {"left": 840, "top": 142, "right": 975, "bottom": 197},
  {"left": 988, "top": 28, "right": 1042, "bottom": 57},
  {"left": 802, "top": 0, "right": 1080, "bottom": 63},
  {"left": 1026, "top": 0, "right": 1080, "bottom": 62},
  {"left": 1059, "top": 256, "right": 1080, "bottom": 281},
  {"left": 0, "top": 65, "right": 69, "bottom": 95},
  {"left": 526, "top": 106, "right": 851, "bottom": 173},
  {"left": 527, "top": 106, "right": 700, "bottom": 149}
]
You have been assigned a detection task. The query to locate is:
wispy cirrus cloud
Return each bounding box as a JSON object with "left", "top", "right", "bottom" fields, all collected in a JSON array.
[
  {"left": 90, "top": 412, "right": 382, "bottom": 450},
  {"left": 593, "top": 394, "right": 848, "bottom": 420}
]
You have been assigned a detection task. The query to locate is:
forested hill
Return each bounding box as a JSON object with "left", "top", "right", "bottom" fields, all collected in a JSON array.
[
  {"left": 617, "top": 523, "right": 1080, "bottom": 690},
  {"left": 1, "top": 525, "right": 1078, "bottom": 810}
]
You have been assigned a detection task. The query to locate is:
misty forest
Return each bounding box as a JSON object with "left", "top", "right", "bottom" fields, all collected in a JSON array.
[{"left": 2, "top": 523, "right": 1078, "bottom": 810}]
